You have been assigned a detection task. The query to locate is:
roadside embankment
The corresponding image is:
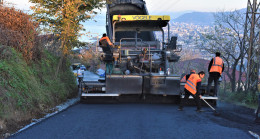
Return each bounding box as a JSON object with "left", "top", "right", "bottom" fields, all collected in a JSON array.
[{"left": 0, "top": 46, "right": 77, "bottom": 137}]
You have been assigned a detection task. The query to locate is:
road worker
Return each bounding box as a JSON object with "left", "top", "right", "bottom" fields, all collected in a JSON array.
[
  {"left": 179, "top": 71, "right": 205, "bottom": 112},
  {"left": 77, "top": 68, "right": 84, "bottom": 84},
  {"left": 99, "top": 33, "right": 114, "bottom": 75},
  {"left": 99, "top": 33, "right": 113, "bottom": 46},
  {"left": 206, "top": 52, "right": 224, "bottom": 96},
  {"left": 180, "top": 69, "right": 196, "bottom": 83}
]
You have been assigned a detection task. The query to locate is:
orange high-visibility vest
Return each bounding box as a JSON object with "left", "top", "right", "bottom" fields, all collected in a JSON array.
[
  {"left": 180, "top": 75, "right": 187, "bottom": 82},
  {"left": 184, "top": 74, "right": 200, "bottom": 95},
  {"left": 99, "top": 36, "right": 113, "bottom": 46},
  {"left": 210, "top": 57, "right": 223, "bottom": 74}
]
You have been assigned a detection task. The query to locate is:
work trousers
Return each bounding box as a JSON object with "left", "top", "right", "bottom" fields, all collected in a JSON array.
[
  {"left": 206, "top": 75, "right": 219, "bottom": 96},
  {"left": 106, "top": 62, "right": 113, "bottom": 75},
  {"left": 179, "top": 89, "right": 201, "bottom": 110}
]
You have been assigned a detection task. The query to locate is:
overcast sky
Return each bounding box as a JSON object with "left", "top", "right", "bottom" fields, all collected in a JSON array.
[
  {"left": 145, "top": 0, "right": 247, "bottom": 12},
  {"left": 7, "top": 0, "right": 247, "bottom": 12},
  {"left": 6, "top": 0, "right": 247, "bottom": 38}
]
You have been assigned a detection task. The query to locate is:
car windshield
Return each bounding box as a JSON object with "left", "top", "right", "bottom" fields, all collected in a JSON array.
[{"left": 72, "top": 65, "right": 80, "bottom": 70}]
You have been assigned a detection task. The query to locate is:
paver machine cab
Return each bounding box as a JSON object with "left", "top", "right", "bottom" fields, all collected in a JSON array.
[{"left": 80, "top": 0, "right": 182, "bottom": 99}]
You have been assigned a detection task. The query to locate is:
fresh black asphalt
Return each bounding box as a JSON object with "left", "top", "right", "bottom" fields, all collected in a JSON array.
[{"left": 10, "top": 102, "right": 257, "bottom": 139}]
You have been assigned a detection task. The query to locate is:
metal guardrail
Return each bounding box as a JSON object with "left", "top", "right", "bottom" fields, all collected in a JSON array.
[
  {"left": 181, "top": 95, "right": 218, "bottom": 100},
  {"left": 81, "top": 93, "right": 119, "bottom": 97},
  {"left": 119, "top": 38, "right": 143, "bottom": 49}
]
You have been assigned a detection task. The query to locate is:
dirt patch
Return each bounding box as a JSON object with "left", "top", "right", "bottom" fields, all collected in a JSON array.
[
  {"left": 0, "top": 96, "right": 77, "bottom": 139},
  {"left": 0, "top": 108, "right": 55, "bottom": 138},
  {"left": 209, "top": 101, "right": 260, "bottom": 136}
]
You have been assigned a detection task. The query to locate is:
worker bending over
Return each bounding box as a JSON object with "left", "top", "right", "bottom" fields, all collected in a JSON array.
[
  {"left": 206, "top": 52, "right": 224, "bottom": 96},
  {"left": 179, "top": 71, "right": 205, "bottom": 112}
]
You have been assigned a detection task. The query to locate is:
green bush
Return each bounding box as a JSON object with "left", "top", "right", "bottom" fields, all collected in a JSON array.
[{"left": 219, "top": 88, "right": 259, "bottom": 108}]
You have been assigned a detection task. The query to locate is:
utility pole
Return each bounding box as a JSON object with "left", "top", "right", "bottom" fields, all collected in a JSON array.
[{"left": 244, "top": 0, "right": 260, "bottom": 93}]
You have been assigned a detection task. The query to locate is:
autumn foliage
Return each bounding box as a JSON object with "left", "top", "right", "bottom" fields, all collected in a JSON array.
[{"left": 0, "top": 6, "right": 38, "bottom": 62}]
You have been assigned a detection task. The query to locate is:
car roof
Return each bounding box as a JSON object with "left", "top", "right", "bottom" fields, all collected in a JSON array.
[{"left": 72, "top": 63, "right": 81, "bottom": 65}]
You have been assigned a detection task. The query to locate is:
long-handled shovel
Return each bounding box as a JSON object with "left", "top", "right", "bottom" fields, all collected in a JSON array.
[{"left": 201, "top": 98, "right": 220, "bottom": 116}]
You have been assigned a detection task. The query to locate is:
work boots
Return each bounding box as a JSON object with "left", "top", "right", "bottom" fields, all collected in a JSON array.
[
  {"left": 196, "top": 109, "right": 205, "bottom": 112},
  {"left": 178, "top": 107, "right": 183, "bottom": 111}
]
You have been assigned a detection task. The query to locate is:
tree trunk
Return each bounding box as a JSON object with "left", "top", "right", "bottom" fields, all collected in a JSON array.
[
  {"left": 55, "top": 40, "right": 65, "bottom": 78},
  {"left": 237, "top": 57, "right": 243, "bottom": 91},
  {"left": 55, "top": 54, "right": 64, "bottom": 78},
  {"left": 231, "top": 78, "right": 236, "bottom": 92},
  {"left": 231, "top": 60, "right": 239, "bottom": 92}
]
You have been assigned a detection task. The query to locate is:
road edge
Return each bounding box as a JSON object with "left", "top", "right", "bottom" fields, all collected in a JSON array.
[
  {"left": 249, "top": 131, "right": 260, "bottom": 139},
  {"left": 10, "top": 97, "right": 80, "bottom": 137}
]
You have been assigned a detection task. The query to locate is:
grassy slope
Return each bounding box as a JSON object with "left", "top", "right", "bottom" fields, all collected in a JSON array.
[
  {"left": 219, "top": 89, "right": 259, "bottom": 109},
  {"left": 0, "top": 46, "right": 77, "bottom": 130}
]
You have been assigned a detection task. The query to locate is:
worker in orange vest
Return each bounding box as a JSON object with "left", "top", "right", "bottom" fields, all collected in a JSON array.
[
  {"left": 206, "top": 52, "right": 224, "bottom": 96},
  {"left": 180, "top": 69, "right": 196, "bottom": 83},
  {"left": 179, "top": 71, "right": 205, "bottom": 112},
  {"left": 99, "top": 33, "right": 114, "bottom": 75},
  {"left": 99, "top": 33, "right": 113, "bottom": 46}
]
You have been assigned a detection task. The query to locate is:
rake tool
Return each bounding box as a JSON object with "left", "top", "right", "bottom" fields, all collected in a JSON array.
[{"left": 201, "top": 98, "right": 220, "bottom": 116}]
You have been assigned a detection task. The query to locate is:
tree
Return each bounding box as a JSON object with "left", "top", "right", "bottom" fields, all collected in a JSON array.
[
  {"left": 30, "top": 0, "right": 104, "bottom": 76},
  {"left": 0, "top": 6, "right": 38, "bottom": 62},
  {"left": 197, "top": 10, "right": 247, "bottom": 92},
  {"left": 178, "top": 48, "right": 202, "bottom": 61}
]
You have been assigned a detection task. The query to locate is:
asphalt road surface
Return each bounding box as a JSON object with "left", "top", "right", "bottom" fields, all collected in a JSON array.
[{"left": 10, "top": 102, "right": 259, "bottom": 139}]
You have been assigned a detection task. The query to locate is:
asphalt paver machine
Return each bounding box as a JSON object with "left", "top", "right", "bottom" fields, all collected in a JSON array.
[
  {"left": 80, "top": 0, "right": 218, "bottom": 104},
  {"left": 81, "top": 0, "right": 181, "bottom": 98}
]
